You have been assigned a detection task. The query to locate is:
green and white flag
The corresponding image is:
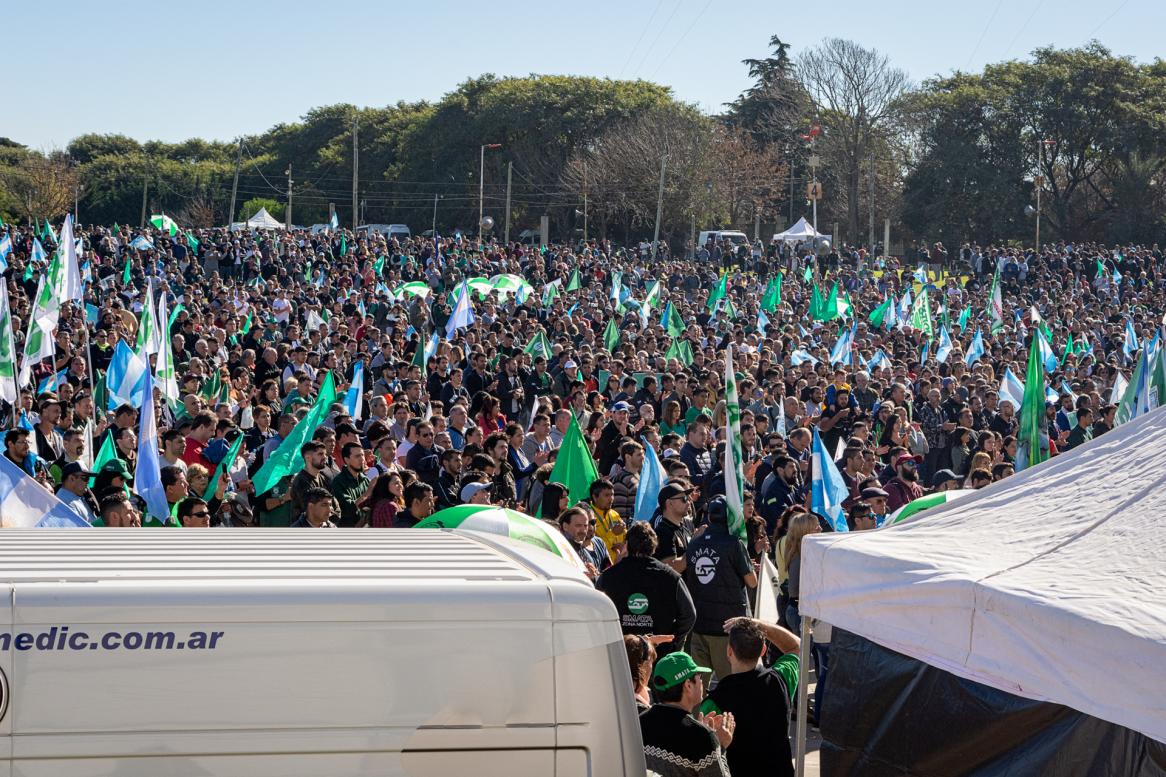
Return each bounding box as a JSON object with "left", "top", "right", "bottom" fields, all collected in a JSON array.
[
  {"left": 0, "top": 283, "right": 18, "bottom": 404},
  {"left": 154, "top": 290, "right": 180, "bottom": 401},
  {"left": 603, "top": 318, "right": 621, "bottom": 352},
  {"left": 18, "top": 254, "right": 64, "bottom": 387},
  {"left": 642, "top": 280, "right": 663, "bottom": 316},
  {"left": 909, "top": 289, "right": 934, "bottom": 336},
  {"left": 986, "top": 266, "right": 1004, "bottom": 334},
  {"left": 135, "top": 278, "right": 162, "bottom": 356},
  {"left": 542, "top": 279, "right": 561, "bottom": 308},
  {"left": 723, "top": 344, "right": 746, "bottom": 542},
  {"left": 523, "top": 331, "right": 554, "bottom": 360},
  {"left": 566, "top": 268, "right": 581, "bottom": 292}
]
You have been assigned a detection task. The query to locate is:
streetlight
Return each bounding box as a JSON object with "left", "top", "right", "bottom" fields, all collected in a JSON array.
[{"left": 479, "top": 143, "right": 502, "bottom": 245}]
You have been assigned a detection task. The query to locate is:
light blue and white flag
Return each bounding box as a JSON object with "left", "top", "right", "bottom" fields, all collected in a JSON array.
[
  {"left": 424, "top": 331, "right": 441, "bottom": 362},
  {"left": 1000, "top": 366, "right": 1026, "bottom": 410},
  {"left": 867, "top": 349, "right": 892, "bottom": 371},
  {"left": 59, "top": 213, "right": 84, "bottom": 303},
  {"left": 964, "top": 329, "right": 985, "bottom": 366},
  {"left": 344, "top": 360, "right": 365, "bottom": 420},
  {"left": 130, "top": 235, "right": 155, "bottom": 251},
  {"left": 810, "top": 427, "right": 849, "bottom": 532},
  {"left": 0, "top": 234, "right": 11, "bottom": 271},
  {"left": 790, "top": 349, "right": 818, "bottom": 366},
  {"left": 1037, "top": 330, "right": 1058, "bottom": 373},
  {"left": 37, "top": 368, "right": 69, "bottom": 395},
  {"left": 329, "top": 211, "right": 339, "bottom": 230},
  {"left": 30, "top": 237, "right": 47, "bottom": 265},
  {"left": 897, "top": 289, "right": 912, "bottom": 328},
  {"left": 935, "top": 323, "right": 953, "bottom": 364},
  {"left": 0, "top": 454, "right": 91, "bottom": 528},
  {"left": 445, "top": 280, "right": 475, "bottom": 337},
  {"left": 829, "top": 323, "right": 855, "bottom": 366},
  {"left": 1044, "top": 384, "right": 1060, "bottom": 404},
  {"left": 635, "top": 436, "right": 666, "bottom": 522},
  {"left": 106, "top": 339, "right": 150, "bottom": 410},
  {"left": 757, "top": 309, "right": 771, "bottom": 337},
  {"left": 913, "top": 265, "right": 928, "bottom": 284},
  {"left": 133, "top": 370, "right": 170, "bottom": 524},
  {"left": 1123, "top": 320, "right": 1139, "bottom": 358}
]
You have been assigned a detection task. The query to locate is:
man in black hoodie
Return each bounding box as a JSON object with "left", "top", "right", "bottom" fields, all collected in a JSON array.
[{"left": 596, "top": 522, "right": 696, "bottom": 657}]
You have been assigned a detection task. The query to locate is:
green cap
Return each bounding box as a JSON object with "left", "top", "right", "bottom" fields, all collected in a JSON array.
[
  {"left": 101, "top": 458, "right": 133, "bottom": 479},
  {"left": 651, "top": 651, "right": 712, "bottom": 691}
]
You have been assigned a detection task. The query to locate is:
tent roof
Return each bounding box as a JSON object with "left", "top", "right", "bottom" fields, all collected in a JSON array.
[
  {"left": 801, "top": 406, "right": 1166, "bottom": 744},
  {"left": 773, "top": 217, "right": 819, "bottom": 241},
  {"left": 245, "top": 207, "right": 285, "bottom": 230}
]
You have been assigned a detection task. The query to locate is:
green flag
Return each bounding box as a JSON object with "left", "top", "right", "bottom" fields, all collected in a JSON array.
[
  {"left": 868, "top": 297, "right": 892, "bottom": 329},
  {"left": 89, "top": 434, "right": 118, "bottom": 489},
  {"left": 374, "top": 255, "right": 385, "bottom": 275},
  {"left": 542, "top": 280, "right": 561, "bottom": 308},
  {"left": 1062, "top": 333, "right": 1075, "bottom": 365},
  {"left": 603, "top": 318, "right": 620, "bottom": 352},
  {"left": 909, "top": 290, "right": 934, "bottom": 336},
  {"left": 664, "top": 302, "right": 685, "bottom": 337},
  {"left": 958, "top": 306, "right": 971, "bottom": 330},
  {"left": 723, "top": 345, "right": 746, "bottom": 542},
  {"left": 760, "top": 273, "right": 782, "bottom": 312},
  {"left": 112, "top": 223, "right": 120, "bottom": 235},
  {"left": 566, "top": 268, "right": 581, "bottom": 292},
  {"left": 200, "top": 370, "right": 222, "bottom": 403},
  {"left": 707, "top": 274, "right": 728, "bottom": 312},
  {"left": 547, "top": 413, "right": 598, "bottom": 509},
  {"left": 802, "top": 264, "right": 813, "bottom": 283},
  {"left": 241, "top": 312, "right": 253, "bottom": 335},
  {"left": 340, "top": 236, "right": 347, "bottom": 256},
  {"left": 0, "top": 284, "right": 17, "bottom": 404},
  {"left": 1017, "top": 338, "right": 1049, "bottom": 470},
  {"left": 122, "top": 255, "right": 132, "bottom": 285},
  {"left": 203, "top": 432, "right": 244, "bottom": 501},
  {"left": 523, "top": 331, "right": 554, "bottom": 360},
  {"left": 666, "top": 338, "right": 693, "bottom": 366},
  {"left": 252, "top": 372, "right": 339, "bottom": 495},
  {"left": 93, "top": 371, "right": 108, "bottom": 418},
  {"left": 810, "top": 284, "right": 827, "bottom": 321},
  {"left": 167, "top": 303, "right": 186, "bottom": 332},
  {"left": 22, "top": 263, "right": 33, "bottom": 282},
  {"left": 411, "top": 334, "right": 428, "bottom": 376},
  {"left": 185, "top": 231, "right": 200, "bottom": 252}
]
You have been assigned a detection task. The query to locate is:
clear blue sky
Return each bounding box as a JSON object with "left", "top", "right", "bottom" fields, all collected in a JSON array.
[{"left": 11, "top": 0, "right": 1163, "bottom": 148}]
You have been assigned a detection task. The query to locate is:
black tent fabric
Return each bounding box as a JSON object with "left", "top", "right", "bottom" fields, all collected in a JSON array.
[{"left": 819, "top": 629, "right": 1166, "bottom": 776}]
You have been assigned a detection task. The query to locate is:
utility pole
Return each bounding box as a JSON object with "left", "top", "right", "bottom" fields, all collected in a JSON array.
[
  {"left": 352, "top": 120, "right": 359, "bottom": 229},
  {"left": 1035, "top": 138, "right": 1055, "bottom": 249},
  {"left": 504, "top": 162, "right": 513, "bottom": 244},
  {"left": 650, "top": 155, "right": 668, "bottom": 261},
  {"left": 432, "top": 194, "right": 440, "bottom": 236},
  {"left": 228, "top": 138, "right": 242, "bottom": 225},
  {"left": 139, "top": 174, "right": 149, "bottom": 229},
  {"left": 582, "top": 160, "right": 588, "bottom": 243},
  {"left": 789, "top": 157, "right": 795, "bottom": 226},
  {"left": 285, "top": 164, "right": 293, "bottom": 230},
  {"left": 479, "top": 143, "right": 501, "bottom": 245}
]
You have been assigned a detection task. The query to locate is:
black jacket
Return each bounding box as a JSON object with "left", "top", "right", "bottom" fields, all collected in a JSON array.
[{"left": 596, "top": 556, "right": 695, "bottom": 653}]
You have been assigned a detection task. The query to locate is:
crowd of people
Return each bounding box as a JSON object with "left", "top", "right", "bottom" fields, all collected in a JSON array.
[{"left": 2, "top": 216, "right": 1164, "bottom": 775}]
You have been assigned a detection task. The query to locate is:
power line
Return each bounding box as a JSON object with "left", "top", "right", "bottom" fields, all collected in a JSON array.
[
  {"left": 648, "top": 0, "right": 715, "bottom": 81},
  {"left": 633, "top": 0, "right": 685, "bottom": 78},
  {"left": 618, "top": 0, "right": 665, "bottom": 78},
  {"left": 1087, "top": 0, "right": 1130, "bottom": 38},
  {"left": 963, "top": 0, "right": 1006, "bottom": 71},
  {"left": 1002, "top": 0, "right": 1046, "bottom": 59}
]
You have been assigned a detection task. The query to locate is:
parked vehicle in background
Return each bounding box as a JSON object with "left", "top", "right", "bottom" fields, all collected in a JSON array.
[{"left": 697, "top": 230, "right": 750, "bottom": 249}]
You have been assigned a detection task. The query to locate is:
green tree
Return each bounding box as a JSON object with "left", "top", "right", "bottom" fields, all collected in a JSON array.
[{"left": 239, "top": 198, "right": 284, "bottom": 222}]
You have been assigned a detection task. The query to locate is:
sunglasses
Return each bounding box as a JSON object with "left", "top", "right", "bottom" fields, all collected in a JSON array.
[{"left": 191, "top": 510, "right": 210, "bottom": 518}]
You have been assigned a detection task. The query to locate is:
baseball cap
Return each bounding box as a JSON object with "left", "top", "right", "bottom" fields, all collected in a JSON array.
[
  {"left": 61, "top": 462, "right": 96, "bottom": 479},
  {"left": 100, "top": 459, "right": 132, "bottom": 479},
  {"left": 564, "top": 360, "right": 578, "bottom": 369},
  {"left": 930, "top": 469, "right": 960, "bottom": 488},
  {"left": 611, "top": 401, "right": 631, "bottom": 412},
  {"left": 460, "top": 481, "right": 492, "bottom": 502},
  {"left": 651, "top": 651, "right": 712, "bottom": 691},
  {"left": 657, "top": 480, "right": 695, "bottom": 506},
  {"left": 892, "top": 452, "right": 922, "bottom": 467}
]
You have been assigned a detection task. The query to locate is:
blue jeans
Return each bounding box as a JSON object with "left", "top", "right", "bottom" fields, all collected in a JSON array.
[
  {"left": 812, "top": 643, "right": 830, "bottom": 721},
  {"left": 785, "top": 603, "right": 801, "bottom": 635}
]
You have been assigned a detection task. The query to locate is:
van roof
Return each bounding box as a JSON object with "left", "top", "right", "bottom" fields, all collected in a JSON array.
[{"left": 0, "top": 530, "right": 583, "bottom": 585}]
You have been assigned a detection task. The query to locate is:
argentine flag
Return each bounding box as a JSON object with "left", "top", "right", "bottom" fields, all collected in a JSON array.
[
  {"left": 867, "top": 349, "right": 892, "bottom": 371},
  {"left": 133, "top": 370, "right": 170, "bottom": 524},
  {"left": 935, "top": 323, "right": 954, "bottom": 364},
  {"left": 1000, "top": 366, "right": 1026, "bottom": 410},
  {"left": 445, "top": 280, "right": 475, "bottom": 338},
  {"left": 0, "top": 234, "right": 11, "bottom": 271},
  {"left": 964, "top": 329, "right": 985, "bottom": 366},
  {"left": 0, "top": 453, "right": 90, "bottom": 527},
  {"left": 106, "top": 339, "right": 150, "bottom": 410},
  {"left": 1037, "top": 330, "right": 1058, "bottom": 373},
  {"left": 1123, "top": 320, "right": 1139, "bottom": 358},
  {"left": 344, "top": 360, "right": 365, "bottom": 420},
  {"left": 810, "top": 427, "right": 849, "bottom": 532},
  {"left": 634, "top": 435, "right": 666, "bottom": 522},
  {"left": 130, "top": 235, "right": 155, "bottom": 251},
  {"left": 329, "top": 211, "right": 339, "bottom": 230},
  {"left": 757, "top": 309, "right": 771, "bottom": 337},
  {"left": 829, "top": 324, "right": 855, "bottom": 366},
  {"left": 790, "top": 349, "right": 818, "bottom": 366}
]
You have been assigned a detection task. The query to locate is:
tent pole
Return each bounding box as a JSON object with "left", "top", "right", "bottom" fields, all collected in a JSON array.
[{"left": 794, "top": 616, "right": 811, "bottom": 777}]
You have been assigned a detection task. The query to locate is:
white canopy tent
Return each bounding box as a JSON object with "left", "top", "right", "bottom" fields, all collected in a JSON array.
[
  {"left": 800, "top": 406, "right": 1166, "bottom": 745},
  {"left": 773, "top": 217, "right": 820, "bottom": 242},
  {"left": 229, "top": 207, "right": 285, "bottom": 231}
]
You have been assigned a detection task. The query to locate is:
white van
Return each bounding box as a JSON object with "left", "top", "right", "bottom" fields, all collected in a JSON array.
[
  {"left": 697, "top": 230, "right": 750, "bottom": 249},
  {"left": 0, "top": 530, "right": 645, "bottom": 777}
]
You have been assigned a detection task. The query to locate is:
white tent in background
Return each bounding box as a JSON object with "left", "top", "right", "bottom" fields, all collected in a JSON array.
[
  {"left": 229, "top": 207, "right": 285, "bottom": 232},
  {"left": 799, "top": 405, "right": 1166, "bottom": 744},
  {"left": 773, "top": 217, "right": 820, "bottom": 242}
]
